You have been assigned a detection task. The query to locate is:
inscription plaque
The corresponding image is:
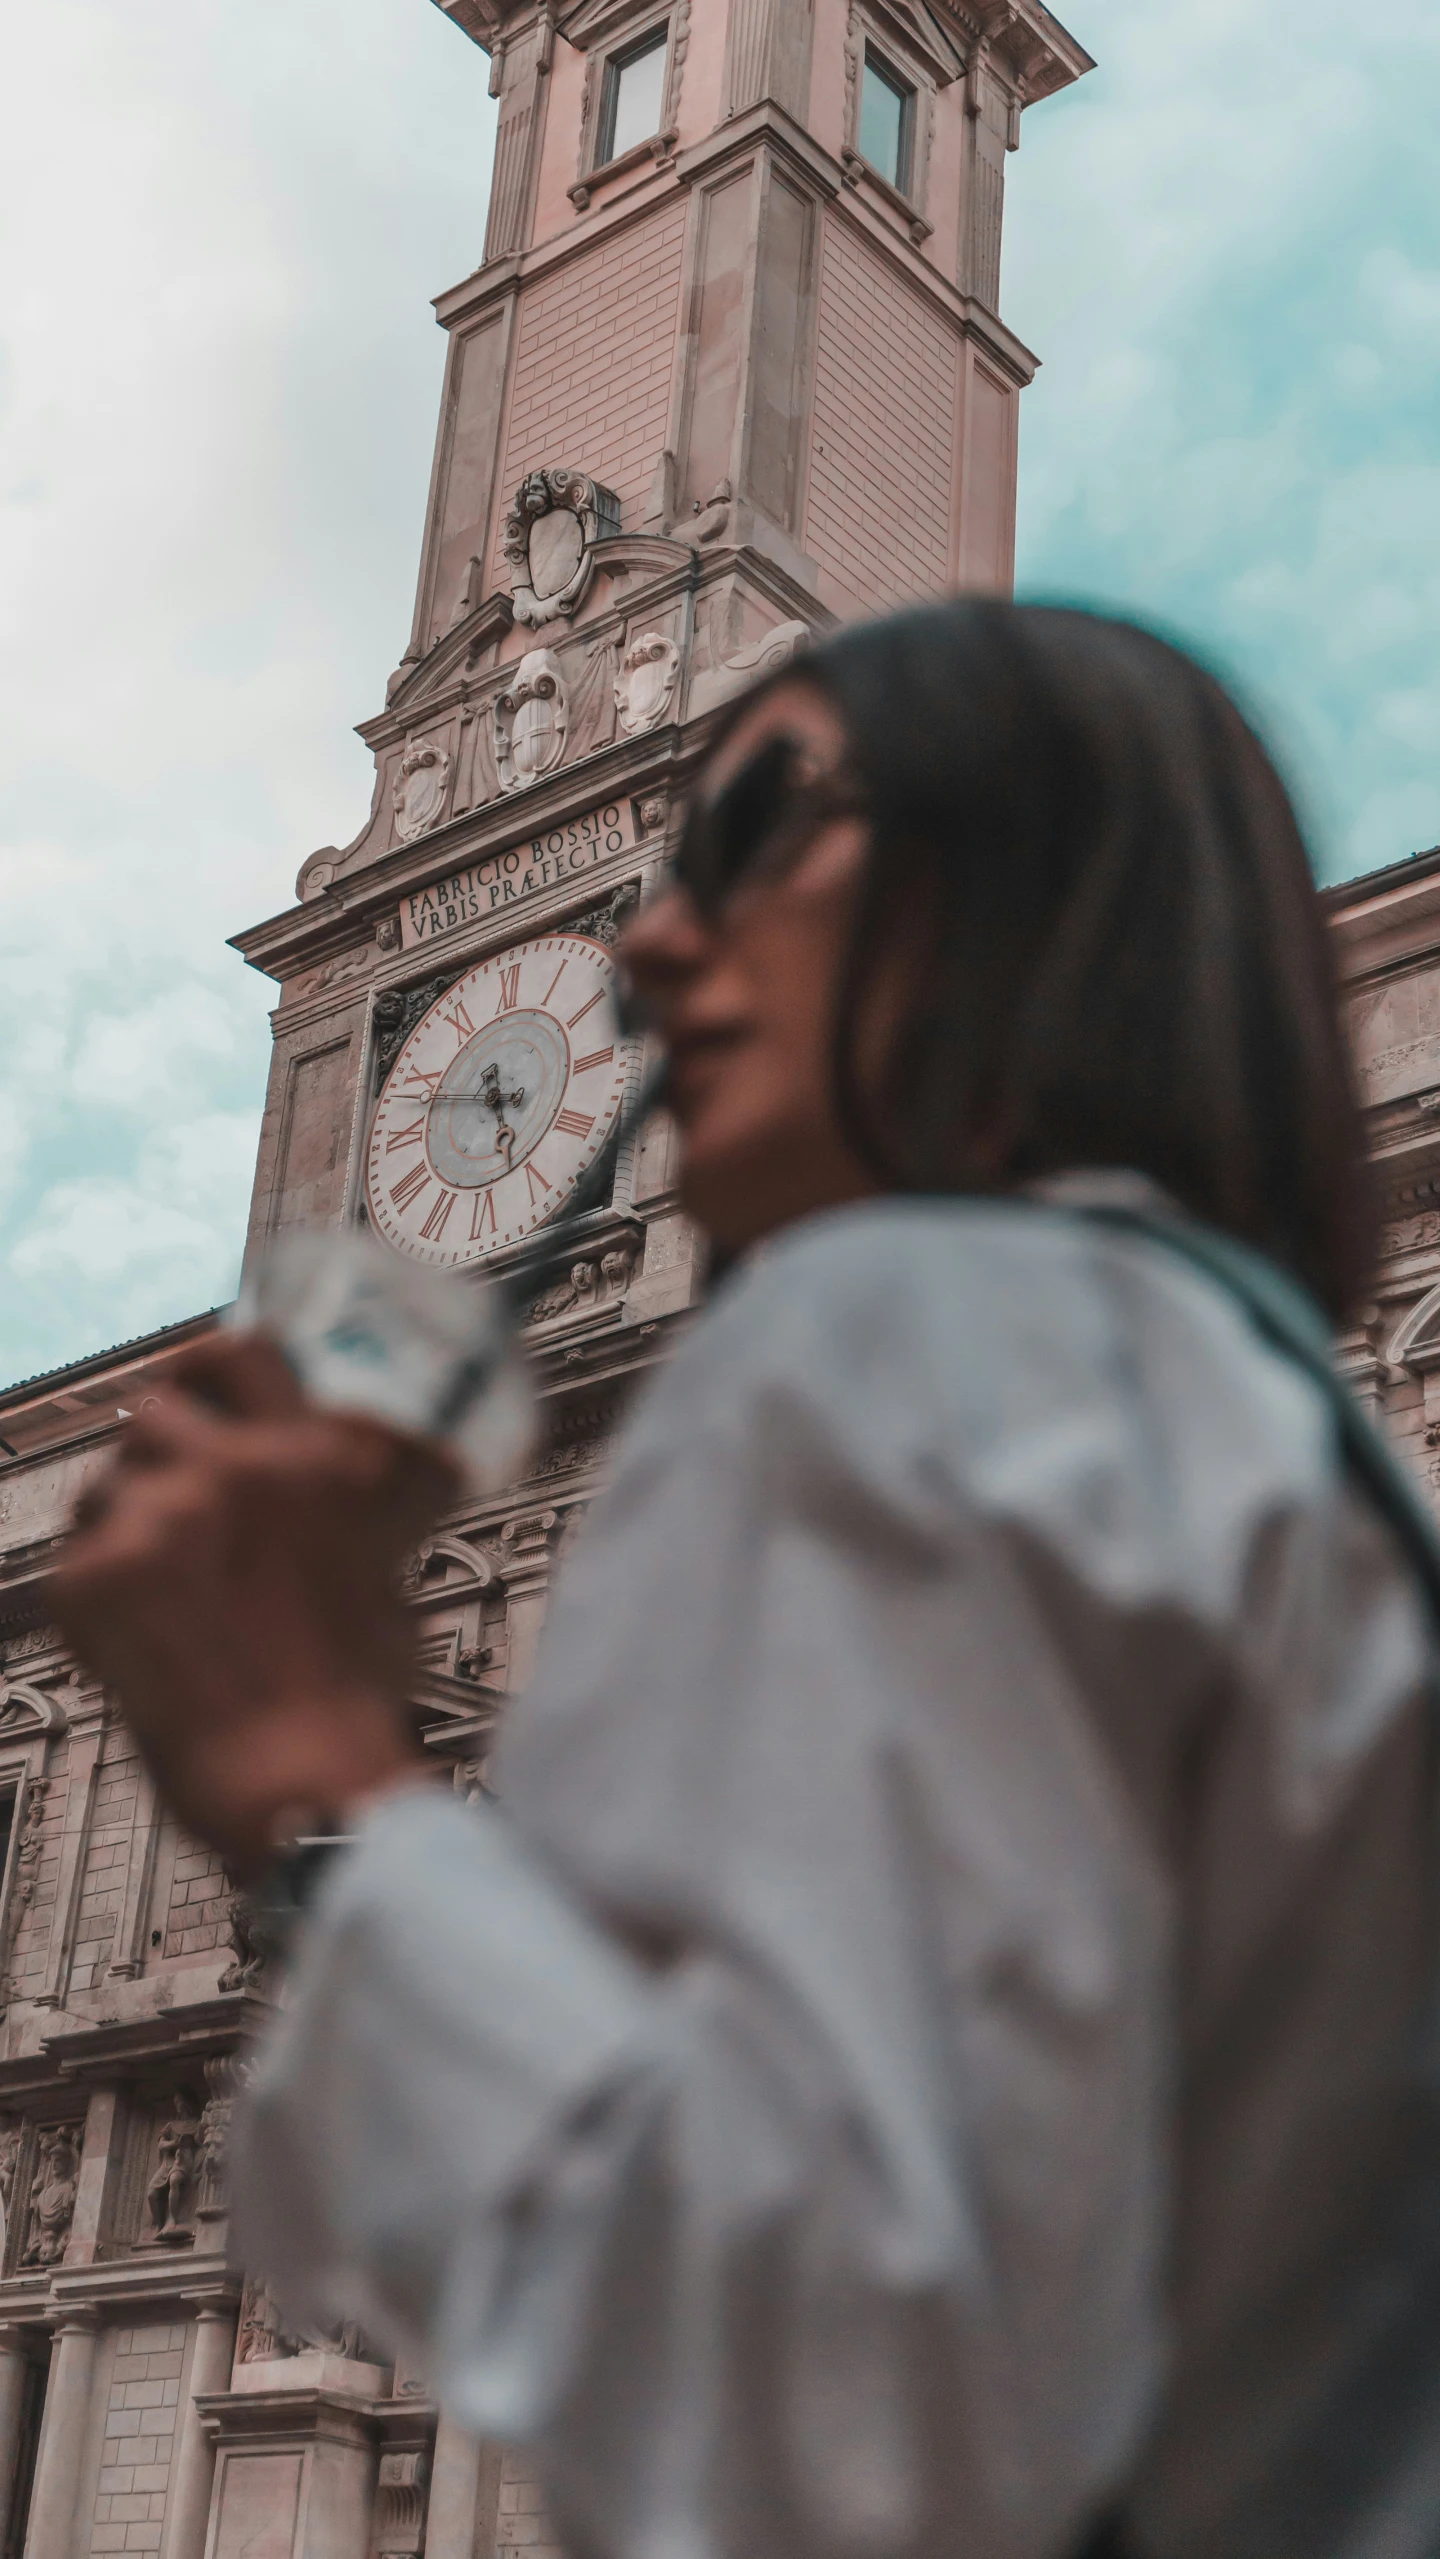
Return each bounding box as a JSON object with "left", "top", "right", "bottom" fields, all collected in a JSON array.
[{"left": 400, "top": 800, "right": 639, "bottom": 949}]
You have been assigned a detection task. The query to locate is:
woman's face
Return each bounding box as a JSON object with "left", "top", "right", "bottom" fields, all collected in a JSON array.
[{"left": 621, "top": 681, "right": 881, "bottom": 1256}]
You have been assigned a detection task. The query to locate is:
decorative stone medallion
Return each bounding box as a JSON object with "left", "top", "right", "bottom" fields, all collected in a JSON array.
[
  {"left": 494, "top": 650, "right": 569, "bottom": 793},
  {"left": 615, "top": 631, "right": 682, "bottom": 736},
  {"left": 503, "top": 467, "right": 621, "bottom": 629},
  {"left": 392, "top": 733, "right": 453, "bottom": 843}
]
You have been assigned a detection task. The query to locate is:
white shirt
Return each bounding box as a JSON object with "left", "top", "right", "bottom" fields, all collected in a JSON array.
[{"left": 234, "top": 1194, "right": 1438, "bottom": 2559}]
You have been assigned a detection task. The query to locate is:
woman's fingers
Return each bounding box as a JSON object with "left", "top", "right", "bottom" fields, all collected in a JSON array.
[{"left": 173, "top": 1328, "right": 306, "bottom": 1420}]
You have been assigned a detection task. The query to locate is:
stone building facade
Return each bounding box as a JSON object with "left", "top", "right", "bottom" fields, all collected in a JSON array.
[{"left": 19, "top": 4, "right": 1440, "bottom": 2558}]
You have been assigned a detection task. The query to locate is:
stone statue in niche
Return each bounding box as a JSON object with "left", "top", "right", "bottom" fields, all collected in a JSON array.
[
  {"left": 616, "top": 632, "right": 682, "bottom": 737},
  {"left": 218, "top": 1889, "right": 268, "bottom": 1993},
  {"left": 0, "top": 2121, "right": 20, "bottom": 2262},
  {"left": 22, "top": 2126, "right": 79, "bottom": 2267},
  {"left": 392, "top": 732, "right": 453, "bottom": 845},
  {"left": 494, "top": 650, "right": 569, "bottom": 792},
  {"left": 146, "top": 2093, "right": 201, "bottom": 2244},
  {"left": 503, "top": 467, "right": 621, "bottom": 629},
  {"left": 0, "top": 2125, "right": 20, "bottom": 2220}
]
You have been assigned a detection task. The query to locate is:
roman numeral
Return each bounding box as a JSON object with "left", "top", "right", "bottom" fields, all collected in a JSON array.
[
  {"left": 541, "top": 962, "right": 566, "bottom": 1007},
  {"left": 573, "top": 1047, "right": 614, "bottom": 1075},
  {"left": 420, "top": 1188, "right": 457, "bottom": 1241},
  {"left": 398, "top": 1065, "right": 442, "bottom": 1101},
  {"left": 524, "top": 1161, "right": 554, "bottom": 1204},
  {"left": 471, "top": 1190, "right": 498, "bottom": 1242},
  {"left": 385, "top": 1116, "right": 426, "bottom": 1153},
  {"left": 496, "top": 963, "right": 522, "bottom": 1013},
  {"left": 566, "top": 990, "right": 603, "bottom": 1030},
  {"left": 555, "top": 1108, "right": 595, "bottom": 1139},
  {"left": 390, "top": 1163, "right": 428, "bottom": 1211},
  {"left": 442, "top": 999, "right": 475, "bottom": 1046}
]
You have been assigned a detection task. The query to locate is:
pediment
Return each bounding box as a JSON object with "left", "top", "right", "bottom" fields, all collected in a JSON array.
[
  {"left": 428, "top": 0, "right": 505, "bottom": 47},
  {"left": 382, "top": 538, "right": 693, "bottom": 729},
  {"left": 1388, "top": 1285, "right": 1440, "bottom": 1370},
  {"left": 866, "top": 0, "right": 967, "bottom": 82},
  {"left": 0, "top": 1676, "right": 69, "bottom": 1735},
  {"left": 384, "top": 595, "right": 516, "bottom": 723},
  {"left": 560, "top": 0, "right": 663, "bottom": 49}
]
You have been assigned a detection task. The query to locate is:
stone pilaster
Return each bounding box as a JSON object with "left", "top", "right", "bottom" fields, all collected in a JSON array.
[
  {"left": 498, "top": 1512, "right": 559, "bottom": 1696},
  {"left": 959, "top": 46, "right": 1016, "bottom": 311},
  {"left": 484, "top": 11, "right": 553, "bottom": 261},
  {"left": 724, "top": 0, "right": 814, "bottom": 119}
]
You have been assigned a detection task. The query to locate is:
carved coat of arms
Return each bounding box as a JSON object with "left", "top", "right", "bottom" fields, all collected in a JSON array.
[
  {"left": 392, "top": 733, "right": 452, "bottom": 843},
  {"left": 494, "top": 650, "right": 569, "bottom": 793},
  {"left": 616, "top": 630, "right": 682, "bottom": 736},
  {"left": 503, "top": 467, "right": 621, "bottom": 629}
]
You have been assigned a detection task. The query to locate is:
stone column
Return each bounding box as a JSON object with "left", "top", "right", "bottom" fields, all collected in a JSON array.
[
  {"left": 23, "top": 2309, "right": 97, "bottom": 2559},
  {"left": 163, "top": 2302, "right": 237, "bottom": 2559},
  {"left": 0, "top": 2330, "right": 33, "bottom": 2555}
]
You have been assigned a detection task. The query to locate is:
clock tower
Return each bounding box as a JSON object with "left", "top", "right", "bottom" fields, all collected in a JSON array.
[{"left": 234, "top": 0, "right": 1093, "bottom": 1351}]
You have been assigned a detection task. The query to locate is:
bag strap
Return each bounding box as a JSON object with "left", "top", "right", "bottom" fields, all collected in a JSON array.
[
  {"left": 1073, "top": 1205, "right": 1440, "bottom": 1637},
  {"left": 1064, "top": 1208, "right": 1440, "bottom": 2559}
]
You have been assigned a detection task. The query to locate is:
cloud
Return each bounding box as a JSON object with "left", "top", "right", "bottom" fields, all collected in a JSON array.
[
  {"left": 1006, "top": 0, "right": 1440, "bottom": 883},
  {"left": 0, "top": 0, "right": 499, "bottom": 1385}
]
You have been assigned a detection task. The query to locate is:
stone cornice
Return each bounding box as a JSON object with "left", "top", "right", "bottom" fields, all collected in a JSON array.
[
  {"left": 431, "top": 97, "right": 1038, "bottom": 382},
  {"left": 1327, "top": 854, "right": 1440, "bottom": 982},
  {"left": 428, "top": 0, "right": 1096, "bottom": 105}
]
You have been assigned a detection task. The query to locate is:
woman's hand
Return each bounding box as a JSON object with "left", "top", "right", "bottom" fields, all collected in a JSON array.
[{"left": 51, "top": 1331, "right": 462, "bottom": 1878}]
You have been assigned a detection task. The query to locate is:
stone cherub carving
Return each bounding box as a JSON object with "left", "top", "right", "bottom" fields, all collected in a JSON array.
[
  {"left": 22, "top": 2126, "right": 80, "bottom": 2267},
  {"left": 146, "top": 2094, "right": 200, "bottom": 2244}
]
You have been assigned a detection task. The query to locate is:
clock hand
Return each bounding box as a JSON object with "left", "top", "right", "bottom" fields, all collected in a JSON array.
[
  {"left": 460, "top": 1060, "right": 527, "bottom": 1164},
  {"left": 426, "top": 1057, "right": 670, "bottom": 1441}
]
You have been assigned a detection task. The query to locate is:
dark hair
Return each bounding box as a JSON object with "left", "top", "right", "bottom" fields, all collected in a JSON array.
[{"left": 720, "top": 599, "right": 1373, "bottom": 1319}]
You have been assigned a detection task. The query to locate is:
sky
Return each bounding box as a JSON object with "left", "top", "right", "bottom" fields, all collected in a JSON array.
[{"left": 1, "top": 0, "right": 1438, "bottom": 1386}]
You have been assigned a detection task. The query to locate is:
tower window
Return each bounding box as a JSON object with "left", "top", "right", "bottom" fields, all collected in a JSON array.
[
  {"left": 598, "top": 25, "right": 669, "bottom": 167},
  {"left": 859, "top": 49, "right": 915, "bottom": 193}
]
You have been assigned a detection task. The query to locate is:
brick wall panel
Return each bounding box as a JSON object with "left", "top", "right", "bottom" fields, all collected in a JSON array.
[
  {"left": 805, "top": 219, "right": 961, "bottom": 612},
  {"left": 490, "top": 204, "right": 688, "bottom": 578}
]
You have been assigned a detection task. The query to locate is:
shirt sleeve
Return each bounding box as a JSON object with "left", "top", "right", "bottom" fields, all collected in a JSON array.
[{"left": 233, "top": 1223, "right": 1179, "bottom": 2559}]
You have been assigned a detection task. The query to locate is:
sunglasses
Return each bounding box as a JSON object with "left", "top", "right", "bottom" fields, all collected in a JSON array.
[{"left": 671, "top": 734, "right": 867, "bottom": 922}]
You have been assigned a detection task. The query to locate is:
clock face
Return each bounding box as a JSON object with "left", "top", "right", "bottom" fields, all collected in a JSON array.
[{"left": 366, "top": 933, "right": 629, "bottom": 1266}]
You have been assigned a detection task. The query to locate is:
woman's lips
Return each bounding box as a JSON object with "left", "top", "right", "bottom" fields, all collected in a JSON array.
[{"left": 663, "top": 1023, "right": 748, "bottom": 1109}]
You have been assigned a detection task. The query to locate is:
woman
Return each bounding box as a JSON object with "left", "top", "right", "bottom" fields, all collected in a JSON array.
[{"left": 56, "top": 603, "right": 1440, "bottom": 2559}]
